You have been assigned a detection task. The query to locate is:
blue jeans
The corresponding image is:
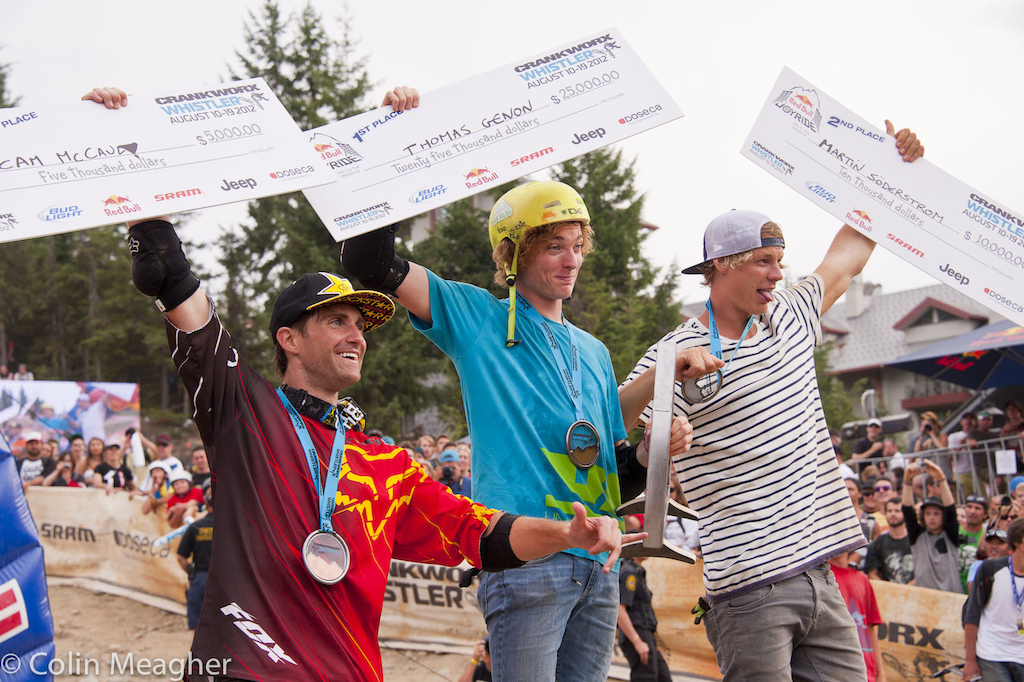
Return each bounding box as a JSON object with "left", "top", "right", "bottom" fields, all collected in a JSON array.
[
  {"left": 186, "top": 571, "right": 208, "bottom": 630},
  {"left": 703, "top": 564, "right": 866, "bottom": 681},
  {"left": 478, "top": 552, "right": 618, "bottom": 681},
  {"left": 979, "top": 658, "right": 1024, "bottom": 682}
]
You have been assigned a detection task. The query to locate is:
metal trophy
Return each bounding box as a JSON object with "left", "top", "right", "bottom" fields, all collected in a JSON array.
[{"left": 617, "top": 338, "right": 697, "bottom": 563}]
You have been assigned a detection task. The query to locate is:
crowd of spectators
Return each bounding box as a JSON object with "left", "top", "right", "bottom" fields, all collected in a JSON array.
[{"left": 0, "top": 363, "right": 35, "bottom": 381}]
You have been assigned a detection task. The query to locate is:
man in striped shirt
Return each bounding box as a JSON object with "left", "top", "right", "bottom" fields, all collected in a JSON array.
[{"left": 619, "top": 122, "right": 923, "bottom": 680}]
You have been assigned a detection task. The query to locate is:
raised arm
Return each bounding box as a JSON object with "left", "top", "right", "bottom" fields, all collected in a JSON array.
[
  {"left": 814, "top": 121, "right": 924, "bottom": 314},
  {"left": 82, "top": 88, "right": 210, "bottom": 331}
]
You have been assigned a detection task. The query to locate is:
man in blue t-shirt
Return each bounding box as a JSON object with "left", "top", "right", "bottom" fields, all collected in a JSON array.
[{"left": 341, "top": 172, "right": 694, "bottom": 680}]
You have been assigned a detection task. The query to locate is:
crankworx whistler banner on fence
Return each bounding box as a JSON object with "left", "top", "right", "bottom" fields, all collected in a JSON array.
[{"left": 0, "top": 380, "right": 140, "bottom": 453}]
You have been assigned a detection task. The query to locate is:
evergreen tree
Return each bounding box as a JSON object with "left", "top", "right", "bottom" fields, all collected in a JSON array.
[
  {"left": 814, "top": 339, "right": 867, "bottom": 444},
  {"left": 216, "top": 2, "right": 443, "bottom": 436}
]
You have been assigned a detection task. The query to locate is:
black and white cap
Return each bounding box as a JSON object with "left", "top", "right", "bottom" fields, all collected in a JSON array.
[{"left": 682, "top": 210, "right": 784, "bottom": 275}]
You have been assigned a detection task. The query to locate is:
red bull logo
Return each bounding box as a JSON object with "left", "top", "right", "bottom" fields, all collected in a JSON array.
[
  {"left": 314, "top": 143, "right": 333, "bottom": 153},
  {"left": 541, "top": 211, "right": 556, "bottom": 221},
  {"left": 464, "top": 167, "right": 499, "bottom": 189},
  {"left": 102, "top": 195, "right": 141, "bottom": 217},
  {"left": 846, "top": 209, "right": 873, "bottom": 232}
]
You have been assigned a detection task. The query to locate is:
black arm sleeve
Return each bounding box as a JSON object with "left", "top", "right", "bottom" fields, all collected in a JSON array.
[
  {"left": 338, "top": 224, "right": 409, "bottom": 296},
  {"left": 615, "top": 440, "right": 647, "bottom": 501},
  {"left": 479, "top": 513, "right": 527, "bottom": 572},
  {"left": 943, "top": 504, "right": 961, "bottom": 547}
]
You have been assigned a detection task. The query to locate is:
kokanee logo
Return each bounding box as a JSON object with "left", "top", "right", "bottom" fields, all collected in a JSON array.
[
  {"left": 846, "top": 209, "right": 872, "bottom": 232},
  {"left": 984, "top": 286, "right": 1024, "bottom": 312},
  {"left": 155, "top": 188, "right": 202, "bottom": 201},
  {"left": 270, "top": 165, "right": 315, "bottom": 179},
  {"left": 0, "top": 578, "right": 30, "bottom": 644},
  {"left": 886, "top": 232, "right": 924, "bottom": 258},
  {"left": 619, "top": 104, "right": 663, "bottom": 124}
]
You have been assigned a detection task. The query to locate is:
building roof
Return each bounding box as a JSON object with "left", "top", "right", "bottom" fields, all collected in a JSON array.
[{"left": 820, "top": 281, "right": 996, "bottom": 374}]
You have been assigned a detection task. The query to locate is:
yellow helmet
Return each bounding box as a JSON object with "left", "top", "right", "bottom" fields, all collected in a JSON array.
[
  {"left": 488, "top": 181, "right": 590, "bottom": 252},
  {"left": 487, "top": 181, "right": 590, "bottom": 348}
]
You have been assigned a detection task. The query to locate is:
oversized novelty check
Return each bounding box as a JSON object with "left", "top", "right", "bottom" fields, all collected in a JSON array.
[
  {"left": 741, "top": 67, "right": 1024, "bottom": 326},
  {"left": 0, "top": 78, "right": 334, "bottom": 243},
  {"left": 303, "top": 28, "right": 682, "bottom": 241}
]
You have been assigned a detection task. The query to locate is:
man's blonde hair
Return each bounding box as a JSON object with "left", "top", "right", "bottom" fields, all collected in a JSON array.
[
  {"left": 699, "top": 221, "right": 785, "bottom": 286},
  {"left": 492, "top": 221, "right": 594, "bottom": 287}
]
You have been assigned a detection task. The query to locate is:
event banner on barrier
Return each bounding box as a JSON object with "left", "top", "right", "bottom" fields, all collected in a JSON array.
[
  {"left": 0, "top": 78, "right": 335, "bottom": 244},
  {"left": 303, "top": 28, "right": 683, "bottom": 241},
  {"left": 742, "top": 67, "right": 1024, "bottom": 326}
]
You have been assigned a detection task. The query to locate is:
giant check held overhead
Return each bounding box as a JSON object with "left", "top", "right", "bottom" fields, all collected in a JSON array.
[
  {"left": 741, "top": 67, "right": 1024, "bottom": 326},
  {"left": 0, "top": 78, "right": 335, "bottom": 244},
  {"left": 302, "top": 28, "right": 683, "bottom": 241}
]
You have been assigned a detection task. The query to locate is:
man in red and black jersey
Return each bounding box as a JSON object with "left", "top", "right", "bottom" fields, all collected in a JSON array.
[{"left": 86, "top": 84, "right": 634, "bottom": 682}]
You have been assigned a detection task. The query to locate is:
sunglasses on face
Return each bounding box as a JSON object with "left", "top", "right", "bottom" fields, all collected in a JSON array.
[{"left": 875, "top": 485, "right": 892, "bottom": 492}]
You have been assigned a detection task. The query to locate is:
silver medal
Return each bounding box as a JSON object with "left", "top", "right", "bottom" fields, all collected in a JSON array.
[
  {"left": 566, "top": 419, "right": 601, "bottom": 469},
  {"left": 682, "top": 370, "right": 723, "bottom": 403},
  {"left": 302, "top": 530, "right": 350, "bottom": 585}
]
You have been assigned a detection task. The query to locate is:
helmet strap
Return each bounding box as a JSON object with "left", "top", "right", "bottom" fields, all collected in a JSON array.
[{"left": 505, "top": 247, "right": 521, "bottom": 348}]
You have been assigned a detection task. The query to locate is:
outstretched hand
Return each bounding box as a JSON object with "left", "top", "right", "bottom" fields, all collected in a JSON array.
[
  {"left": 82, "top": 87, "right": 128, "bottom": 109},
  {"left": 884, "top": 120, "right": 924, "bottom": 162},
  {"left": 566, "top": 501, "right": 645, "bottom": 572}
]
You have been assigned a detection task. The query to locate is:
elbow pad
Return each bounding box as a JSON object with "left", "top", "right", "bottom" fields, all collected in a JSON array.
[
  {"left": 615, "top": 440, "right": 646, "bottom": 501},
  {"left": 339, "top": 225, "right": 409, "bottom": 296},
  {"left": 126, "top": 220, "right": 200, "bottom": 312},
  {"left": 480, "top": 513, "right": 526, "bottom": 572}
]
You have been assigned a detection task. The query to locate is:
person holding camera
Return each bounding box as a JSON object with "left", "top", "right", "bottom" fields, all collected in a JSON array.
[
  {"left": 438, "top": 449, "right": 471, "bottom": 498},
  {"left": 912, "top": 411, "right": 948, "bottom": 453}
]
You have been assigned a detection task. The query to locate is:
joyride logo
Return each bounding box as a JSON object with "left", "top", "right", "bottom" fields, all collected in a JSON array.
[{"left": 772, "top": 85, "right": 822, "bottom": 132}]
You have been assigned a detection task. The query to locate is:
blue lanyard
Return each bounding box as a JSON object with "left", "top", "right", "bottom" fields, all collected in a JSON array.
[
  {"left": 276, "top": 388, "right": 346, "bottom": 533},
  {"left": 1012, "top": 568, "right": 1024, "bottom": 611},
  {"left": 705, "top": 299, "right": 754, "bottom": 375},
  {"left": 517, "top": 294, "right": 585, "bottom": 423}
]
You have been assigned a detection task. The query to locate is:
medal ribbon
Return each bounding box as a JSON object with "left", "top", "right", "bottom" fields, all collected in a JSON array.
[
  {"left": 705, "top": 299, "right": 755, "bottom": 374},
  {"left": 276, "top": 388, "right": 347, "bottom": 533},
  {"left": 518, "top": 294, "right": 586, "bottom": 424},
  {"left": 1012, "top": 568, "right": 1024, "bottom": 611}
]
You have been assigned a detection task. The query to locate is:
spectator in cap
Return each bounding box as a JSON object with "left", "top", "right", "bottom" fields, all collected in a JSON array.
[
  {"left": 912, "top": 411, "right": 947, "bottom": 453},
  {"left": 962, "top": 518, "right": 1024, "bottom": 681},
  {"left": 92, "top": 443, "right": 135, "bottom": 494},
  {"left": 959, "top": 493, "right": 989, "bottom": 592},
  {"left": 969, "top": 411, "right": 996, "bottom": 443},
  {"left": 965, "top": 527, "right": 1010, "bottom": 593},
  {"left": 16, "top": 431, "right": 56, "bottom": 490},
  {"left": 166, "top": 469, "right": 203, "bottom": 528},
  {"left": 851, "top": 419, "right": 884, "bottom": 472},
  {"left": 901, "top": 459, "right": 961, "bottom": 593},
  {"left": 438, "top": 449, "right": 471, "bottom": 498},
  {"left": 139, "top": 432, "right": 184, "bottom": 493}
]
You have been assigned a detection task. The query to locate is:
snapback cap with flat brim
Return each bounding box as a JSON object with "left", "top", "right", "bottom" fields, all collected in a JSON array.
[
  {"left": 682, "top": 210, "right": 784, "bottom": 275},
  {"left": 270, "top": 272, "right": 395, "bottom": 337}
]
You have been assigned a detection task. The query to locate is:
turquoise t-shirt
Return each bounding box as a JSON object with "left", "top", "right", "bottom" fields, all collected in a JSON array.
[{"left": 410, "top": 271, "right": 628, "bottom": 565}]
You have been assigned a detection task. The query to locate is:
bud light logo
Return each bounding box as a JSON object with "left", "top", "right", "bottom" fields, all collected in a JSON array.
[{"left": 805, "top": 182, "right": 836, "bottom": 203}]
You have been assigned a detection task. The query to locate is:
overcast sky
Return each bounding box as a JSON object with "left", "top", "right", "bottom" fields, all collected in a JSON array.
[{"left": 4, "top": 0, "right": 1022, "bottom": 306}]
